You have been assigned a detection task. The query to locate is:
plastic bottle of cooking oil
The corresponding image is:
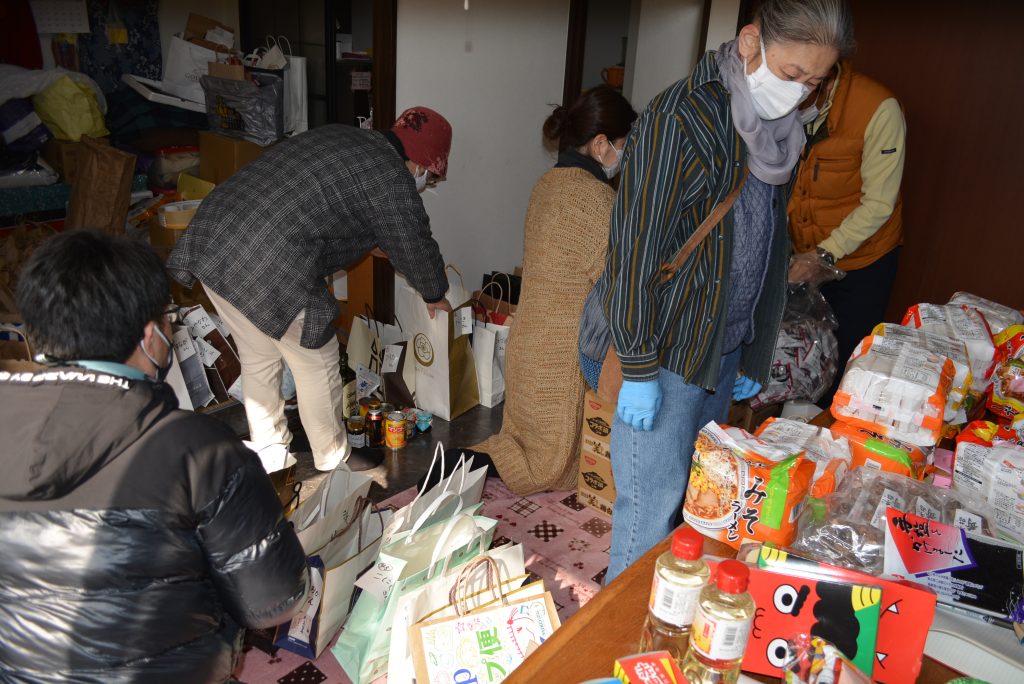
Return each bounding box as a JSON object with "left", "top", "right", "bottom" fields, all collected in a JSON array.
[
  {"left": 639, "top": 527, "right": 710, "bottom": 662},
  {"left": 680, "top": 559, "right": 756, "bottom": 684}
]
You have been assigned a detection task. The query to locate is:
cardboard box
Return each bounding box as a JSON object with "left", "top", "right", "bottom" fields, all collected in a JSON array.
[
  {"left": 727, "top": 399, "right": 783, "bottom": 432},
  {"left": 208, "top": 61, "right": 246, "bottom": 81},
  {"left": 578, "top": 390, "right": 616, "bottom": 516},
  {"left": 578, "top": 450, "right": 615, "bottom": 516},
  {"left": 198, "top": 130, "right": 267, "bottom": 183},
  {"left": 184, "top": 13, "right": 235, "bottom": 52},
  {"left": 42, "top": 137, "right": 110, "bottom": 184}
]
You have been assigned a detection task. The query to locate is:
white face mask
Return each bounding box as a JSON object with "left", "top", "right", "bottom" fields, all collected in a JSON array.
[
  {"left": 601, "top": 140, "right": 622, "bottom": 179},
  {"left": 799, "top": 104, "right": 819, "bottom": 125},
  {"left": 413, "top": 165, "right": 428, "bottom": 193},
  {"left": 745, "top": 38, "right": 811, "bottom": 121}
]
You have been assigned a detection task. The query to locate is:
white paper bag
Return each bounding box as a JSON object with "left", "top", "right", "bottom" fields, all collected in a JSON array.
[
  {"left": 162, "top": 36, "right": 222, "bottom": 104},
  {"left": 289, "top": 466, "right": 373, "bottom": 554},
  {"left": 472, "top": 322, "right": 505, "bottom": 407}
]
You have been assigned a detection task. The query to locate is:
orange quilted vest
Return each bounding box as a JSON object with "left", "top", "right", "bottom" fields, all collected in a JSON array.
[{"left": 787, "top": 63, "right": 903, "bottom": 271}]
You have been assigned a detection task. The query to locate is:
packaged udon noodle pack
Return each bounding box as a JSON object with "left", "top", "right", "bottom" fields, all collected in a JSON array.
[
  {"left": 683, "top": 422, "right": 815, "bottom": 549},
  {"left": 754, "top": 418, "right": 852, "bottom": 498},
  {"left": 948, "top": 291, "right": 1024, "bottom": 337},
  {"left": 902, "top": 303, "right": 998, "bottom": 393},
  {"left": 872, "top": 322, "right": 972, "bottom": 423},
  {"left": 952, "top": 438, "right": 1024, "bottom": 543},
  {"left": 829, "top": 421, "right": 929, "bottom": 479},
  {"left": 831, "top": 334, "right": 954, "bottom": 448}
]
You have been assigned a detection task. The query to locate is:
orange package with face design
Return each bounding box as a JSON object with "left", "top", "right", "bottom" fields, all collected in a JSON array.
[{"left": 683, "top": 422, "right": 816, "bottom": 549}]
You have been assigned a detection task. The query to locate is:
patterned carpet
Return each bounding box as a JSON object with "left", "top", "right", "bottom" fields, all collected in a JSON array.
[{"left": 236, "top": 477, "right": 611, "bottom": 683}]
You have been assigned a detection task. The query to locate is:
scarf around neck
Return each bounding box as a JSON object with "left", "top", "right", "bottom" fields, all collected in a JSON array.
[{"left": 715, "top": 39, "right": 805, "bottom": 186}]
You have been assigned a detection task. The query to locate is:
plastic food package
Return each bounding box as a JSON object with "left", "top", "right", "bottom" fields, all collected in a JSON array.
[
  {"left": 829, "top": 421, "right": 929, "bottom": 479},
  {"left": 792, "top": 468, "right": 997, "bottom": 575},
  {"left": 753, "top": 284, "right": 839, "bottom": 409},
  {"left": 989, "top": 358, "right": 1024, "bottom": 421},
  {"left": 953, "top": 439, "right": 1024, "bottom": 543},
  {"left": 949, "top": 291, "right": 1024, "bottom": 337},
  {"left": 782, "top": 634, "right": 871, "bottom": 684},
  {"left": 682, "top": 422, "right": 815, "bottom": 549},
  {"left": 902, "top": 303, "right": 998, "bottom": 393},
  {"left": 873, "top": 322, "right": 972, "bottom": 422},
  {"left": 754, "top": 418, "right": 852, "bottom": 497},
  {"left": 957, "top": 420, "right": 1024, "bottom": 449},
  {"left": 832, "top": 335, "right": 954, "bottom": 447},
  {"left": 149, "top": 145, "right": 200, "bottom": 188}
]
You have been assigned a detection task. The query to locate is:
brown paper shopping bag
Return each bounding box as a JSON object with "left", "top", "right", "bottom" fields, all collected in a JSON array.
[{"left": 66, "top": 137, "right": 136, "bottom": 235}]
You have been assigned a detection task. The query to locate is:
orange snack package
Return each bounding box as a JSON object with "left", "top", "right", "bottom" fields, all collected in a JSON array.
[{"left": 683, "top": 422, "right": 815, "bottom": 549}]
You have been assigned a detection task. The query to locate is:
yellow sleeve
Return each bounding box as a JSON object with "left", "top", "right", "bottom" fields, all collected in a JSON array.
[{"left": 818, "top": 98, "right": 906, "bottom": 260}]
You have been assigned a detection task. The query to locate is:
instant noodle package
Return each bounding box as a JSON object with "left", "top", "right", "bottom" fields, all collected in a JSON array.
[
  {"left": 829, "top": 421, "right": 929, "bottom": 478},
  {"left": 952, "top": 437, "right": 1024, "bottom": 544},
  {"left": 988, "top": 323, "right": 1024, "bottom": 422},
  {"left": 754, "top": 418, "right": 852, "bottom": 497},
  {"left": 682, "top": 422, "right": 815, "bottom": 549},
  {"left": 949, "top": 291, "right": 1024, "bottom": 336},
  {"left": 871, "top": 322, "right": 972, "bottom": 423},
  {"left": 902, "top": 303, "right": 998, "bottom": 393},
  {"left": 831, "top": 334, "right": 954, "bottom": 447}
]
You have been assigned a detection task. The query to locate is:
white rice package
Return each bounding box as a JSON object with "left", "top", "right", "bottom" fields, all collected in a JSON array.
[
  {"left": 949, "top": 291, "right": 1024, "bottom": 336},
  {"left": 831, "top": 334, "right": 954, "bottom": 447},
  {"left": 953, "top": 440, "right": 1024, "bottom": 543},
  {"left": 754, "top": 417, "right": 852, "bottom": 497},
  {"left": 902, "top": 302, "right": 998, "bottom": 393},
  {"left": 873, "top": 322, "right": 972, "bottom": 422}
]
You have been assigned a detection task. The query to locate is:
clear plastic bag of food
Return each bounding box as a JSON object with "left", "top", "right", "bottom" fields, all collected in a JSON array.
[
  {"left": 831, "top": 334, "right": 954, "bottom": 447},
  {"left": 791, "top": 468, "right": 997, "bottom": 575},
  {"left": 753, "top": 285, "right": 839, "bottom": 409},
  {"left": 754, "top": 418, "right": 852, "bottom": 497}
]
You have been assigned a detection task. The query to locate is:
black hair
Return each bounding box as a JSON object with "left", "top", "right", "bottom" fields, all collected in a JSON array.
[
  {"left": 16, "top": 230, "right": 170, "bottom": 362},
  {"left": 543, "top": 85, "right": 638, "bottom": 152}
]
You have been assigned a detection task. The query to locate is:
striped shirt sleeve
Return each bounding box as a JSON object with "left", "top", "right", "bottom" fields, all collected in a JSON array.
[{"left": 605, "top": 107, "right": 698, "bottom": 381}]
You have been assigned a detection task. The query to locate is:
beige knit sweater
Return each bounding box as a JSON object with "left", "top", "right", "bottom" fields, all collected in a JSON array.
[{"left": 474, "top": 167, "right": 614, "bottom": 495}]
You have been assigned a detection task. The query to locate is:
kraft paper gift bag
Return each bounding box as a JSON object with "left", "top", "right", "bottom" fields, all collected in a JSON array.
[
  {"left": 333, "top": 504, "right": 496, "bottom": 683},
  {"left": 274, "top": 501, "right": 390, "bottom": 658},
  {"left": 409, "top": 556, "right": 561, "bottom": 683},
  {"left": 395, "top": 280, "right": 479, "bottom": 421},
  {"left": 388, "top": 543, "right": 532, "bottom": 682}
]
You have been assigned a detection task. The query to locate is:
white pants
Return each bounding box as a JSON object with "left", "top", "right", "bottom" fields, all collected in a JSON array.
[{"left": 205, "top": 287, "right": 349, "bottom": 471}]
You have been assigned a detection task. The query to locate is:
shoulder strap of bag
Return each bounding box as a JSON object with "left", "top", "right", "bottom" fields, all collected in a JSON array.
[{"left": 658, "top": 168, "right": 748, "bottom": 284}]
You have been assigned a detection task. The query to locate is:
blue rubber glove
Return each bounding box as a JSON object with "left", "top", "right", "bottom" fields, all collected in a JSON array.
[
  {"left": 616, "top": 379, "right": 662, "bottom": 431},
  {"left": 733, "top": 375, "right": 763, "bottom": 401}
]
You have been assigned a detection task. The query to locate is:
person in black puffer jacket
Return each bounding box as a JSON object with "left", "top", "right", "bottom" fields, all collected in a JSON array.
[{"left": 0, "top": 230, "right": 309, "bottom": 683}]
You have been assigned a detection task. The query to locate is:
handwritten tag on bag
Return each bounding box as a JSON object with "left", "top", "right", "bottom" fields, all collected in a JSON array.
[
  {"left": 454, "top": 306, "right": 474, "bottom": 339},
  {"left": 355, "top": 556, "right": 407, "bottom": 605},
  {"left": 382, "top": 344, "right": 403, "bottom": 374}
]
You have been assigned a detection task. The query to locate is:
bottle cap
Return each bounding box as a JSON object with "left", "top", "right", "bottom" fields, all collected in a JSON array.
[
  {"left": 715, "top": 560, "right": 749, "bottom": 594},
  {"left": 671, "top": 527, "right": 704, "bottom": 560}
]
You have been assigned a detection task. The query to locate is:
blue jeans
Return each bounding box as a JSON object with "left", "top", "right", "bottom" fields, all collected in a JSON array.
[{"left": 606, "top": 348, "right": 741, "bottom": 582}]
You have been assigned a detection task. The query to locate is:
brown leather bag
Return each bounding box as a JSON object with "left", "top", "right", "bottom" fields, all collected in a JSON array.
[{"left": 596, "top": 171, "right": 748, "bottom": 403}]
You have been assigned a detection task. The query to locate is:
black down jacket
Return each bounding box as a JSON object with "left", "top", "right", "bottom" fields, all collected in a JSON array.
[{"left": 0, "top": 366, "right": 309, "bottom": 683}]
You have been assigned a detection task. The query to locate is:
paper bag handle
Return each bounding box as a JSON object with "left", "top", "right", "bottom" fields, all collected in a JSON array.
[
  {"left": 450, "top": 555, "right": 509, "bottom": 616},
  {"left": 479, "top": 279, "right": 511, "bottom": 316}
]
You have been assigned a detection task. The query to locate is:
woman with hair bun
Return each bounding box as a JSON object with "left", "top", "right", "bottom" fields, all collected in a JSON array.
[{"left": 468, "top": 85, "right": 637, "bottom": 495}]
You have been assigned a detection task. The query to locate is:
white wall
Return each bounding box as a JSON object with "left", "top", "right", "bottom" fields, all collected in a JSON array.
[
  {"left": 705, "top": 0, "right": 742, "bottom": 50},
  {"left": 158, "top": 0, "right": 240, "bottom": 66},
  {"left": 581, "top": 0, "right": 633, "bottom": 91},
  {"left": 626, "top": 0, "right": 705, "bottom": 111},
  {"left": 395, "top": 0, "right": 570, "bottom": 293}
]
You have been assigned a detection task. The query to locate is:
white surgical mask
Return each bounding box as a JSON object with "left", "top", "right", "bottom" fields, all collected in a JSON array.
[
  {"left": 140, "top": 326, "right": 174, "bottom": 382},
  {"left": 799, "top": 104, "right": 819, "bottom": 125},
  {"left": 601, "top": 141, "right": 622, "bottom": 179},
  {"left": 745, "top": 38, "right": 811, "bottom": 121},
  {"left": 413, "top": 165, "right": 428, "bottom": 193}
]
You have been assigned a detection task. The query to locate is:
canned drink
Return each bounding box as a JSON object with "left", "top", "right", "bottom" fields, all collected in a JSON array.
[
  {"left": 402, "top": 407, "right": 417, "bottom": 440},
  {"left": 385, "top": 411, "right": 406, "bottom": 449},
  {"left": 366, "top": 407, "right": 385, "bottom": 447}
]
